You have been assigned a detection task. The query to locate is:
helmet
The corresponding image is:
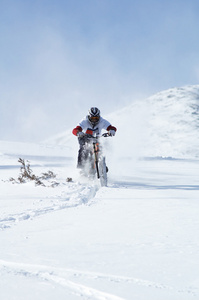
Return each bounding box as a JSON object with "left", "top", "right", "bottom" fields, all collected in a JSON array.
[{"left": 88, "top": 107, "right": 100, "bottom": 125}]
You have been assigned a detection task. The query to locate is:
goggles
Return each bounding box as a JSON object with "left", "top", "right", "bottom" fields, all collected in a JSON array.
[{"left": 90, "top": 116, "right": 100, "bottom": 122}]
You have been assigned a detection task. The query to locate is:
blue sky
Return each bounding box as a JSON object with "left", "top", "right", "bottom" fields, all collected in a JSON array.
[{"left": 1, "top": 0, "right": 199, "bottom": 141}]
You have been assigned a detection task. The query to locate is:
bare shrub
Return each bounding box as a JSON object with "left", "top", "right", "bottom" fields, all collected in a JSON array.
[{"left": 9, "top": 158, "right": 59, "bottom": 187}]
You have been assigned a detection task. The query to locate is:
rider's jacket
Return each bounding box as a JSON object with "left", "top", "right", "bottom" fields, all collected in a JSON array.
[{"left": 72, "top": 116, "right": 117, "bottom": 136}]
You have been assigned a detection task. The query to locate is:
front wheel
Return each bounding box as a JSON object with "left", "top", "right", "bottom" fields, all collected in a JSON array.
[{"left": 99, "top": 156, "right": 108, "bottom": 187}]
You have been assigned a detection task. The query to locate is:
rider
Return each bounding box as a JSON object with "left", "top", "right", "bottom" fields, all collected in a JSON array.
[{"left": 72, "top": 107, "right": 117, "bottom": 168}]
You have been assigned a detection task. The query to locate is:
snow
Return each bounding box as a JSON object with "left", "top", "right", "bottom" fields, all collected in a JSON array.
[{"left": 1, "top": 85, "right": 199, "bottom": 299}]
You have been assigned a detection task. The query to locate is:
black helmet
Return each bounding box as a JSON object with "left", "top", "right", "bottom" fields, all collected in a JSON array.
[{"left": 88, "top": 107, "right": 100, "bottom": 125}]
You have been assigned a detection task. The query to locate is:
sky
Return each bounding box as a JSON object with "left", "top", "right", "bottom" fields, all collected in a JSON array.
[{"left": 1, "top": 0, "right": 199, "bottom": 142}]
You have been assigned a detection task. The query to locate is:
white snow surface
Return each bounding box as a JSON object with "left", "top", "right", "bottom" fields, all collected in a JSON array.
[{"left": 1, "top": 85, "right": 199, "bottom": 299}]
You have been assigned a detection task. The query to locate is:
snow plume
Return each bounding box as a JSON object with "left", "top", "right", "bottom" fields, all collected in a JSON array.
[{"left": 101, "top": 102, "right": 149, "bottom": 178}]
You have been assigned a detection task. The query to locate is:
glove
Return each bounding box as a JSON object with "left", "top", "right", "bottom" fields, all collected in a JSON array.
[
  {"left": 77, "top": 131, "right": 84, "bottom": 138},
  {"left": 108, "top": 130, "right": 116, "bottom": 136}
]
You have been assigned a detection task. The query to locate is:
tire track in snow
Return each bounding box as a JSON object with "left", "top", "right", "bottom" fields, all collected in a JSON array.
[
  {"left": 0, "top": 260, "right": 124, "bottom": 300},
  {"left": 0, "top": 182, "right": 99, "bottom": 230},
  {"left": 41, "top": 273, "right": 125, "bottom": 300},
  {"left": 0, "top": 260, "right": 196, "bottom": 298}
]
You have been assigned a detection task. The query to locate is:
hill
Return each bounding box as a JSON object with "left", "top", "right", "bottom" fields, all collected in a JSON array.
[{"left": 46, "top": 85, "right": 199, "bottom": 159}]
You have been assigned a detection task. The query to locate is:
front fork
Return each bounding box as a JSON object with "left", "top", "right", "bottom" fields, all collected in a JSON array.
[{"left": 93, "top": 142, "right": 100, "bottom": 178}]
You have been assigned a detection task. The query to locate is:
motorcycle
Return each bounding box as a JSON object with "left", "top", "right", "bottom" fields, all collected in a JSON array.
[{"left": 79, "top": 133, "right": 110, "bottom": 187}]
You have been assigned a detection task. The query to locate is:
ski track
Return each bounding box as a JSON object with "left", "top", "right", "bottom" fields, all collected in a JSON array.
[
  {"left": 0, "top": 260, "right": 196, "bottom": 299},
  {"left": 0, "top": 181, "right": 99, "bottom": 230}
]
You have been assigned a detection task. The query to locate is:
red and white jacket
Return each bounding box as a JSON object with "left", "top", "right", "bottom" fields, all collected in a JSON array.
[{"left": 72, "top": 116, "right": 117, "bottom": 136}]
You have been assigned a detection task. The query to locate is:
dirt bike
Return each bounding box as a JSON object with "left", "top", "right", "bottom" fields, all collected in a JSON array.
[{"left": 79, "top": 133, "right": 110, "bottom": 187}]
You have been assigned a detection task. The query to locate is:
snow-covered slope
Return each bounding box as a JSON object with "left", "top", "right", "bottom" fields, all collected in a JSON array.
[
  {"left": 146, "top": 85, "right": 199, "bottom": 158},
  {"left": 1, "top": 85, "right": 199, "bottom": 300},
  {"left": 47, "top": 85, "right": 199, "bottom": 159}
]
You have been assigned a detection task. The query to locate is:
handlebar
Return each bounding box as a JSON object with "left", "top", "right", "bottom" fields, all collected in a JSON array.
[{"left": 83, "top": 133, "right": 110, "bottom": 139}]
